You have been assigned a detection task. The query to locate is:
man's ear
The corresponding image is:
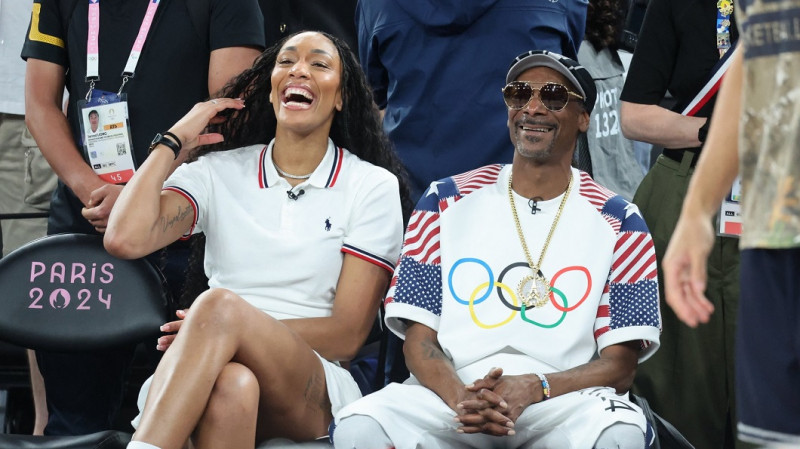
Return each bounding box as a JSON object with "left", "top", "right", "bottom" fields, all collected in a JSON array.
[{"left": 578, "top": 109, "right": 590, "bottom": 133}]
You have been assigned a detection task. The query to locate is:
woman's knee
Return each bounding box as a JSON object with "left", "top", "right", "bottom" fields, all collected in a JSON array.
[
  {"left": 187, "top": 288, "right": 245, "bottom": 328},
  {"left": 204, "top": 363, "right": 260, "bottom": 423}
]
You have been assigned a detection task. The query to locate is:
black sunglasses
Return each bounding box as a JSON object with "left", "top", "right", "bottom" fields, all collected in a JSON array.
[{"left": 502, "top": 81, "right": 584, "bottom": 112}]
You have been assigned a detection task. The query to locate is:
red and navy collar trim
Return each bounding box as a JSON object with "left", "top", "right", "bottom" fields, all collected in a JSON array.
[
  {"left": 258, "top": 145, "right": 270, "bottom": 189},
  {"left": 325, "top": 145, "right": 344, "bottom": 188}
]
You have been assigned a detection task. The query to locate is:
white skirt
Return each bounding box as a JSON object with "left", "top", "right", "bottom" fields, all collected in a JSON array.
[{"left": 132, "top": 351, "right": 361, "bottom": 430}]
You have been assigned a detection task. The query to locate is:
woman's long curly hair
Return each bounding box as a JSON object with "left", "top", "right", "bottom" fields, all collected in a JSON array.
[
  {"left": 585, "top": 0, "right": 625, "bottom": 51},
  {"left": 178, "top": 31, "right": 413, "bottom": 307}
]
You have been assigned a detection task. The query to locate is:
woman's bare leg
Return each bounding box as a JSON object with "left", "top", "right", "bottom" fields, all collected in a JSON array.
[
  {"left": 192, "top": 362, "right": 259, "bottom": 449},
  {"left": 131, "top": 288, "right": 331, "bottom": 449}
]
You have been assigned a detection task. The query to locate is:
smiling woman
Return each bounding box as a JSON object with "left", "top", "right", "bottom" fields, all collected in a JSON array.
[{"left": 103, "top": 31, "right": 412, "bottom": 449}]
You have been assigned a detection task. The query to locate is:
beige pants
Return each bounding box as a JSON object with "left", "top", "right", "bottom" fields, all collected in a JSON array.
[{"left": 0, "top": 113, "right": 57, "bottom": 256}]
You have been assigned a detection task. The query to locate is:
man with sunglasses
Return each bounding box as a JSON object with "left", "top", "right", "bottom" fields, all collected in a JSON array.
[{"left": 332, "top": 50, "right": 661, "bottom": 449}]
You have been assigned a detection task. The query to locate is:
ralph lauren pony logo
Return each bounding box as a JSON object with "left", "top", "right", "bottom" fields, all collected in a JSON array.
[{"left": 325, "top": 218, "right": 332, "bottom": 232}]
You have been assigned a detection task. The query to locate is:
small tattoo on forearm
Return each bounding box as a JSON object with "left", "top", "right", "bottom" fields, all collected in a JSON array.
[{"left": 420, "top": 339, "right": 447, "bottom": 361}]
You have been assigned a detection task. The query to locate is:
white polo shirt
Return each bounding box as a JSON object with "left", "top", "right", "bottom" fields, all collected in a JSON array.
[{"left": 164, "top": 138, "right": 404, "bottom": 320}]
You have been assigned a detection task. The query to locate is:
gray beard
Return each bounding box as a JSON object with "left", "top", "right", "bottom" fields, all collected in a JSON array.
[{"left": 514, "top": 132, "right": 555, "bottom": 162}]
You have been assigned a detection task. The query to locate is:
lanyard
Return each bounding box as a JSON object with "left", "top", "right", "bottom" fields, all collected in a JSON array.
[
  {"left": 85, "top": 0, "right": 162, "bottom": 99},
  {"left": 680, "top": 44, "right": 738, "bottom": 116}
]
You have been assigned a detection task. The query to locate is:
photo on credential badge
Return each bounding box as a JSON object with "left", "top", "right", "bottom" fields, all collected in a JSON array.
[{"left": 86, "top": 109, "right": 102, "bottom": 134}]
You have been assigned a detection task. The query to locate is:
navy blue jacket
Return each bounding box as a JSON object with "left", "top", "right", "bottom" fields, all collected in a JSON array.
[{"left": 357, "top": 0, "right": 588, "bottom": 199}]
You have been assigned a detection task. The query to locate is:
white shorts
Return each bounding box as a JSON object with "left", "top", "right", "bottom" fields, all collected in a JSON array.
[
  {"left": 334, "top": 382, "right": 647, "bottom": 449},
  {"left": 132, "top": 351, "right": 361, "bottom": 429}
]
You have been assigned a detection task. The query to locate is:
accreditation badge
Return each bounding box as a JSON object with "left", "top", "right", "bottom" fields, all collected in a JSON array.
[
  {"left": 77, "top": 90, "right": 136, "bottom": 184},
  {"left": 717, "top": 176, "right": 742, "bottom": 238}
]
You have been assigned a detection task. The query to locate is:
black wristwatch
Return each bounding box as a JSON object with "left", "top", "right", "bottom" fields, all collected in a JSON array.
[
  {"left": 697, "top": 120, "right": 710, "bottom": 144},
  {"left": 148, "top": 132, "right": 182, "bottom": 159}
]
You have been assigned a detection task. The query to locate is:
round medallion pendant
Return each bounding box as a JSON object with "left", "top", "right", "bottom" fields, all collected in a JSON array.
[{"left": 517, "top": 273, "right": 550, "bottom": 308}]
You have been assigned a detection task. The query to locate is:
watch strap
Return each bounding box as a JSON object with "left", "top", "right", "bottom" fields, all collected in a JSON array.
[
  {"left": 698, "top": 120, "right": 710, "bottom": 144},
  {"left": 149, "top": 132, "right": 182, "bottom": 160}
]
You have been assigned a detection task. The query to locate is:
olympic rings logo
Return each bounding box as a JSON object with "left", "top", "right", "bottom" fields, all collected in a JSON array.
[{"left": 447, "top": 258, "right": 592, "bottom": 329}]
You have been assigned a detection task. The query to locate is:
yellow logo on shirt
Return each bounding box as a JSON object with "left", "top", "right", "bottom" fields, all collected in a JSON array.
[{"left": 29, "top": 3, "right": 65, "bottom": 48}]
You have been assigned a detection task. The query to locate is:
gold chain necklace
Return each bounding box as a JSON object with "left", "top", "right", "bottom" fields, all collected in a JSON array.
[{"left": 507, "top": 171, "right": 573, "bottom": 308}]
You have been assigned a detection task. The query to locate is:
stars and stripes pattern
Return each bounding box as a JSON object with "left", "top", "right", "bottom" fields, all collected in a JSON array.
[
  {"left": 386, "top": 165, "right": 502, "bottom": 310},
  {"left": 579, "top": 173, "right": 660, "bottom": 344}
]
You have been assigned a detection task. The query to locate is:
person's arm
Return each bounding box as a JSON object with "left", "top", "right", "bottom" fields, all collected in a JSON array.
[
  {"left": 662, "top": 48, "right": 743, "bottom": 327},
  {"left": 620, "top": 101, "right": 707, "bottom": 149},
  {"left": 617, "top": 0, "right": 708, "bottom": 150},
  {"left": 283, "top": 256, "right": 390, "bottom": 361},
  {"left": 83, "top": 46, "right": 260, "bottom": 232},
  {"left": 402, "top": 323, "right": 515, "bottom": 436},
  {"left": 24, "top": 59, "right": 104, "bottom": 206},
  {"left": 404, "top": 322, "right": 469, "bottom": 410},
  {"left": 283, "top": 170, "right": 403, "bottom": 361},
  {"left": 104, "top": 98, "right": 245, "bottom": 258},
  {"left": 207, "top": 46, "right": 262, "bottom": 96}
]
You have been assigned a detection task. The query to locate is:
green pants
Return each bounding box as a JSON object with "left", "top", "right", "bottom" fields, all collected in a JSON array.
[
  {"left": 0, "top": 113, "right": 57, "bottom": 256},
  {"left": 632, "top": 153, "right": 740, "bottom": 449}
]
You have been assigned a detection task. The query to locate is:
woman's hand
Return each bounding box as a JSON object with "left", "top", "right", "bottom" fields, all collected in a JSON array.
[
  {"left": 156, "top": 309, "right": 189, "bottom": 352},
  {"left": 168, "top": 98, "right": 245, "bottom": 152}
]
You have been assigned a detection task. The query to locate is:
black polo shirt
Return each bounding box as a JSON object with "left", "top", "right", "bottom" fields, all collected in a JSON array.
[
  {"left": 22, "top": 0, "right": 264, "bottom": 234},
  {"left": 621, "top": 0, "right": 739, "bottom": 147}
]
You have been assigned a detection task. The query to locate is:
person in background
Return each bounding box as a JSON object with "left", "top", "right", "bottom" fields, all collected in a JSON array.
[
  {"left": 619, "top": 0, "right": 740, "bottom": 446},
  {"left": 22, "top": 0, "right": 264, "bottom": 435},
  {"left": 0, "top": 0, "right": 58, "bottom": 435},
  {"left": 576, "top": 0, "right": 644, "bottom": 200},
  {"left": 0, "top": 0, "right": 57, "bottom": 259},
  {"left": 258, "top": 0, "right": 358, "bottom": 56},
  {"left": 662, "top": 16, "right": 800, "bottom": 442},
  {"left": 356, "top": 0, "right": 588, "bottom": 202}
]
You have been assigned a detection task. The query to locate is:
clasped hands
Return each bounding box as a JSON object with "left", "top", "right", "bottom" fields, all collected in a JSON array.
[{"left": 453, "top": 367, "right": 542, "bottom": 437}]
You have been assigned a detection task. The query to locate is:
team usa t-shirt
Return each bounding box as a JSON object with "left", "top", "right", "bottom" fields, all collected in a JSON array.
[{"left": 385, "top": 165, "right": 661, "bottom": 381}]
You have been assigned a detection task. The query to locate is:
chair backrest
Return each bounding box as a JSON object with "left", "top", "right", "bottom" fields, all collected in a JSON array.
[{"left": 0, "top": 233, "right": 168, "bottom": 351}]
